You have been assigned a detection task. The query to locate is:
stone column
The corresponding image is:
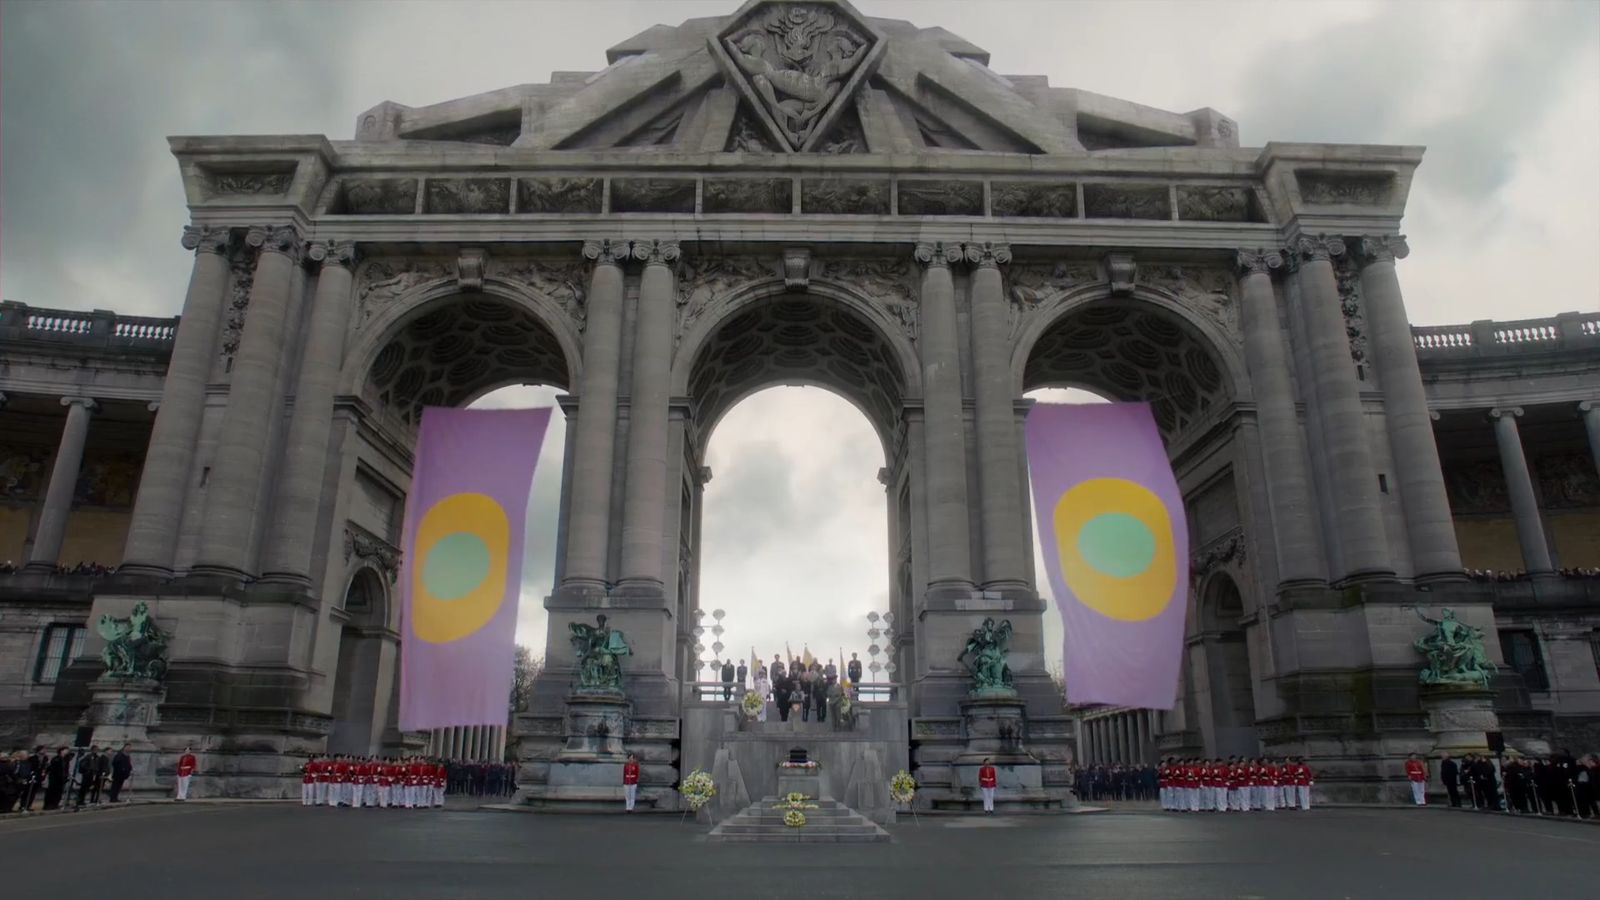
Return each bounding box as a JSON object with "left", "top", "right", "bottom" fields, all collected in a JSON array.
[
  {"left": 25, "top": 396, "right": 96, "bottom": 570},
  {"left": 1236, "top": 250, "right": 1324, "bottom": 586},
  {"left": 617, "top": 240, "right": 679, "bottom": 594},
  {"left": 560, "top": 240, "right": 629, "bottom": 596},
  {"left": 193, "top": 226, "right": 302, "bottom": 578},
  {"left": 260, "top": 241, "right": 358, "bottom": 585},
  {"left": 1292, "top": 236, "right": 1391, "bottom": 579},
  {"left": 1580, "top": 401, "right": 1600, "bottom": 478},
  {"left": 914, "top": 241, "right": 974, "bottom": 595},
  {"left": 122, "top": 226, "right": 233, "bottom": 576},
  {"left": 1355, "top": 236, "right": 1463, "bottom": 579},
  {"left": 1489, "top": 407, "right": 1554, "bottom": 575},
  {"left": 964, "top": 242, "right": 1027, "bottom": 591}
]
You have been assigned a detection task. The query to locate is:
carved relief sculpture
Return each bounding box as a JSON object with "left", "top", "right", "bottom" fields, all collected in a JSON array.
[
  {"left": 677, "top": 256, "right": 777, "bottom": 339},
  {"left": 357, "top": 259, "right": 455, "bottom": 327}
]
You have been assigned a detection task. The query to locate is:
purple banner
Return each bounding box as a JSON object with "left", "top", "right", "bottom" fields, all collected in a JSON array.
[
  {"left": 1026, "top": 402, "right": 1188, "bottom": 710},
  {"left": 398, "top": 406, "right": 550, "bottom": 731}
]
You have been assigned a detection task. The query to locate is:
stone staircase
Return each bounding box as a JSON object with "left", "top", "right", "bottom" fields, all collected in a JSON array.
[{"left": 708, "top": 797, "right": 891, "bottom": 843}]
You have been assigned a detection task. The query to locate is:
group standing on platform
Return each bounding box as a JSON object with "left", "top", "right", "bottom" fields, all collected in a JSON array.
[{"left": 1157, "top": 757, "right": 1315, "bottom": 811}]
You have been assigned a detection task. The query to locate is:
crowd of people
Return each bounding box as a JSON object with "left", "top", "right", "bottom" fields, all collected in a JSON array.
[
  {"left": 1464, "top": 567, "right": 1600, "bottom": 581},
  {"left": 0, "top": 744, "right": 142, "bottom": 813},
  {"left": 718, "top": 653, "right": 867, "bottom": 723},
  {"left": 1416, "top": 750, "right": 1600, "bottom": 817},
  {"left": 445, "top": 759, "right": 517, "bottom": 797},
  {"left": 1070, "top": 764, "right": 1159, "bottom": 802},
  {"left": 298, "top": 756, "right": 517, "bottom": 809},
  {"left": 0, "top": 560, "right": 116, "bottom": 576},
  {"left": 1155, "top": 757, "right": 1316, "bottom": 811}
]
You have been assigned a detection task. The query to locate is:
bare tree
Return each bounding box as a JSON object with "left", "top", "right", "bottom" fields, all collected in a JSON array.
[{"left": 510, "top": 645, "right": 543, "bottom": 715}]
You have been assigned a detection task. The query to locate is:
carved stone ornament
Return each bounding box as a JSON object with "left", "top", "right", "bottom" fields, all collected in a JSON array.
[
  {"left": 1177, "top": 186, "right": 1255, "bottom": 222},
  {"left": 801, "top": 177, "right": 890, "bottom": 214},
  {"left": 206, "top": 170, "right": 294, "bottom": 197},
  {"left": 964, "top": 242, "right": 1012, "bottom": 268},
  {"left": 343, "top": 523, "right": 401, "bottom": 583},
  {"left": 1292, "top": 235, "right": 1346, "bottom": 263},
  {"left": 815, "top": 256, "right": 917, "bottom": 343},
  {"left": 631, "top": 239, "right": 682, "bottom": 265},
  {"left": 492, "top": 257, "right": 589, "bottom": 334},
  {"left": 1104, "top": 252, "right": 1137, "bottom": 296},
  {"left": 1084, "top": 183, "right": 1171, "bottom": 220},
  {"left": 1143, "top": 265, "right": 1239, "bottom": 337},
  {"left": 340, "top": 178, "right": 418, "bottom": 215},
  {"left": 783, "top": 247, "right": 812, "bottom": 290},
  {"left": 991, "top": 182, "right": 1077, "bottom": 218},
  {"left": 897, "top": 180, "right": 983, "bottom": 216},
  {"left": 219, "top": 252, "right": 255, "bottom": 364},
  {"left": 457, "top": 248, "right": 489, "bottom": 292},
  {"left": 1191, "top": 526, "right": 1246, "bottom": 583},
  {"left": 306, "top": 240, "right": 360, "bottom": 269},
  {"left": 582, "top": 238, "right": 631, "bottom": 266},
  {"left": 1297, "top": 171, "right": 1393, "bottom": 206},
  {"left": 426, "top": 178, "right": 511, "bottom": 215},
  {"left": 912, "top": 241, "right": 963, "bottom": 269},
  {"left": 1006, "top": 261, "right": 1097, "bottom": 340},
  {"left": 1356, "top": 234, "right": 1411, "bottom": 266},
  {"left": 1234, "top": 249, "right": 1283, "bottom": 276},
  {"left": 611, "top": 178, "right": 695, "bottom": 213},
  {"left": 245, "top": 225, "right": 303, "bottom": 261},
  {"left": 1334, "top": 260, "right": 1368, "bottom": 364},
  {"left": 356, "top": 258, "right": 454, "bottom": 326},
  {"left": 180, "top": 224, "right": 231, "bottom": 256},
  {"left": 1534, "top": 451, "right": 1600, "bottom": 509},
  {"left": 711, "top": 1, "right": 884, "bottom": 152},
  {"left": 703, "top": 178, "right": 793, "bottom": 214},
  {"left": 518, "top": 177, "right": 603, "bottom": 214},
  {"left": 677, "top": 256, "right": 777, "bottom": 339}
]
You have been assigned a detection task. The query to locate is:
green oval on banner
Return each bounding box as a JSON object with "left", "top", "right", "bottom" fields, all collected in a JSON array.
[
  {"left": 1076, "top": 512, "right": 1156, "bottom": 578},
  {"left": 421, "top": 532, "right": 491, "bottom": 600}
]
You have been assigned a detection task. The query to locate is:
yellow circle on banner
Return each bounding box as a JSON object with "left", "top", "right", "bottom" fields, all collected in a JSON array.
[
  {"left": 411, "top": 492, "right": 510, "bottom": 643},
  {"left": 1052, "top": 477, "right": 1176, "bottom": 622}
]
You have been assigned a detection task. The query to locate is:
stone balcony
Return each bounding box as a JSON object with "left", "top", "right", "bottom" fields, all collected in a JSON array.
[
  {"left": 0, "top": 300, "right": 177, "bottom": 360},
  {"left": 1412, "top": 311, "right": 1599, "bottom": 358}
]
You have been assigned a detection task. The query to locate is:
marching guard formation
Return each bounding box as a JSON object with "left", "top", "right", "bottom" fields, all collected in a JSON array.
[
  {"left": 299, "top": 756, "right": 447, "bottom": 809},
  {"left": 1158, "top": 757, "right": 1315, "bottom": 812}
]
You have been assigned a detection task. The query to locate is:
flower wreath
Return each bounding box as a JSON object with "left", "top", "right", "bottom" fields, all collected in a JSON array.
[
  {"left": 889, "top": 770, "right": 917, "bottom": 805},
  {"left": 679, "top": 768, "right": 716, "bottom": 811},
  {"left": 740, "top": 690, "right": 764, "bottom": 716}
]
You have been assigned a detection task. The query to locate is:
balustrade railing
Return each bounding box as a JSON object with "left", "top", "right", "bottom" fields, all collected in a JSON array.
[
  {"left": 1, "top": 300, "right": 178, "bottom": 352},
  {"left": 1413, "top": 311, "right": 1599, "bottom": 356}
]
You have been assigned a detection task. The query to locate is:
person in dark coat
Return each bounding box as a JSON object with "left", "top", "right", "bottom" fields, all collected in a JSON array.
[
  {"left": 16, "top": 747, "right": 44, "bottom": 812},
  {"left": 720, "top": 660, "right": 736, "bottom": 701},
  {"left": 43, "top": 747, "right": 71, "bottom": 810},
  {"left": 773, "top": 672, "right": 792, "bottom": 722},
  {"left": 109, "top": 745, "right": 134, "bottom": 802},
  {"left": 735, "top": 660, "right": 748, "bottom": 691},
  {"left": 1439, "top": 752, "right": 1461, "bottom": 808}
]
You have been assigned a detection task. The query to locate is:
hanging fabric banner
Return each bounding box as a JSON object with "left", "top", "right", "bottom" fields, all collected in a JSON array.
[
  {"left": 399, "top": 406, "right": 551, "bottom": 731},
  {"left": 1025, "top": 402, "right": 1188, "bottom": 710}
]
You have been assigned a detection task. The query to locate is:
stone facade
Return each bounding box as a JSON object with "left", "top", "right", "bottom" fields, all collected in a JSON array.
[{"left": 1, "top": 1, "right": 1599, "bottom": 804}]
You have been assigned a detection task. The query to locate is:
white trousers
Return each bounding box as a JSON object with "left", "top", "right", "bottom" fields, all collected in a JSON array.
[
  {"left": 981, "top": 787, "right": 995, "bottom": 812},
  {"left": 1187, "top": 787, "right": 1199, "bottom": 812},
  {"left": 175, "top": 775, "right": 191, "bottom": 800},
  {"left": 625, "top": 784, "right": 638, "bottom": 811},
  {"left": 1279, "top": 786, "right": 1294, "bottom": 807},
  {"left": 1410, "top": 781, "right": 1426, "bottom": 805},
  {"left": 301, "top": 782, "right": 314, "bottom": 805},
  {"left": 1297, "top": 785, "right": 1311, "bottom": 810},
  {"left": 1159, "top": 786, "right": 1169, "bottom": 809},
  {"left": 325, "top": 783, "right": 339, "bottom": 806},
  {"left": 1213, "top": 787, "right": 1227, "bottom": 811},
  {"left": 1264, "top": 786, "right": 1277, "bottom": 811}
]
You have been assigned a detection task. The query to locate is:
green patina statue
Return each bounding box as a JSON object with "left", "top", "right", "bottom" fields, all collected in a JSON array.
[
  {"left": 958, "top": 617, "right": 1015, "bottom": 695},
  {"left": 570, "top": 614, "right": 631, "bottom": 692},
  {"left": 98, "top": 600, "right": 169, "bottom": 681},
  {"left": 1413, "top": 607, "right": 1497, "bottom": 688}
]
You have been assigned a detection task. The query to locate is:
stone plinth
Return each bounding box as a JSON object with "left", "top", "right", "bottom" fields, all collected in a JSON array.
[
  {"left": 561, "top": 691, "right": 630, "bottom": 760},
  {"left": 776, "top": 764, "right": 828, "bottom": 799},
  {"left": 940, "top": 692, "right": 1058, "bottom": 811},
  {"left": 1420, "top": 684, "right": 1500, "bottom": 758},
  {"left": 80, "top": 677, "right": 165, "bottom": 798}
]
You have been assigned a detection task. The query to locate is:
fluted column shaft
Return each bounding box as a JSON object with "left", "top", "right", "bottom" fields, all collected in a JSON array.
[
  {"left": 122, "top": 227, "right": 233, "bottom": 575},
  {"left": 1236, "top": 251, "right": 1323, "bottom": 586},
  {"left": 915, "top": 242, "right": 973, "bottom": 592},
  {"left": 1293, "top": 237, "right": 1391, "bottom": 579},
  {"left": 561, "top": 241, "right": 628, "bottom": 591},
  {"left": 1580, "top": 401, "right": 1600, "bottom": 479},
  {"left": 618, "top": 241, "right": 679, "bottom": 590},
  {"left": 261, "top": 242, "right": 358, "bottom": 585},
  {"left": 193, "top": 226, "right": 302, "bottom": 577},
  {"left": 1357, "top": 236, "right": 1463, "bottom": 579},
  {"left": 965, "top": 243, "right": 1027, "bottom": 589},
  {"left": 1490, "top": 407, "right": 1554, "bottom": 574},
  {"left": 26, "top": 397, "right": 96, "bottom": 569}
]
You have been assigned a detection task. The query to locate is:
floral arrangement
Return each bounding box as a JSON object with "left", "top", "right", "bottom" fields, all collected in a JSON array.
[
  {"left": 740, "top": 690, "right": 764, "bottom": 716},
  {"left": 889, "top": 770, "right": 917, "bottom": 805},
  {"left": 679, "top": 769, "right": 716, "bottom": 811},
  {"left": 772, "top": 791, "right": 819, "bottom": 826},
  {"left": 778, "top": 760, "right": 819, "bottom": 769},
  {"left": 783, "top": 810, "right": 807, "bottom": 827}
]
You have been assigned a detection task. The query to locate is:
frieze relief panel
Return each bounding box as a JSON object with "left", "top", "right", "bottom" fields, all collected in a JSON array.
[
  {"left": 1534, "top": 452, "right": 1600, "bottom": 509},
  {"left": 611, "top": 178, "right": 696, "bottom": 213},
  {"left": 338, "top": 178, "right": 419, "bottom": 215},
  {"left": 676, "top": 256, "right": 779, "bottom": 342},
  {"left": 991, "top": 182, "right": 1078, "bottom": 218},
  {"left": 896, "top": 180, "right": 983, "bottom": 216},
  {"left": 356, "top": 258, "right": 454, "bottom": 329},
  {"left": 491, "top": 258, "right": 589, "bottom": 334},
  {"left": 1006, "top": 261, "right": 1098, "bottom": 340},
  {"left": 517, "top": 177, "right": 602, "bottom": 214},
  {"left": 1297, "top": 171, "right": 1394, "bottom": 206},
  {"left": 800, "top": 178, "right": 890, "bottom": 215},
  {"left": 425, "top": 178, "right": 511, "bottom": 214},
  {"left": 702, "top": 178, "right": 793, "bottom": 214},
  {"left": 1141, "top": 265, "right": 1240, "bottom": 338},
  {"left": 1083, "top": 183, "right": 1171, "bottom": 219},
  {"left": 1444, "top": 460, "right": 1512, "bottom": 515},
  {"left": 1175, "top": 185, "right": 1258, "bottom": 223},
  {"left": 817, "top": 258, "right": 918, "bottom": 342},
  {"left": 203, "top": 169, "right": 295, "bottom": 198}
]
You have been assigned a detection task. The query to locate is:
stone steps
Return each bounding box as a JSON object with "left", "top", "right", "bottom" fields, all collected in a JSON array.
[{"left": 708, "top": 796, "right": 891, "bottom": 843}]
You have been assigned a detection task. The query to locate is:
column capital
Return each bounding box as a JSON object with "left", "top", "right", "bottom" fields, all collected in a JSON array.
[
  {"left": 306, "top": 239, "right": 360, "bottom": 269},
  {"left": 913, "top": 241, "right": 962, "bottom": 269},
  {"left": 1290, "top": 234, "right": 1346, "bottom": 263},
  {"left": 1489, "top": 406, "right": 1524, "bottom": 421},
  {"left": 180, "top": 225, "right": 232, "bottom": 256},
  {"left": 1354, "top": 234, "right": 1410, "bottom": 266},
  {"left": 629, "top": 239, "right": 680, "bottom": 265},
  {"left": 962, "top": 241, "right": 1012, "bottom": 268},
  {"left": 244, "top": 225, "right": 304, "bottom": 262},
  {"left": 582, "top": 238, "right": 631, "bottom": 266},
  {"left": 1234, "top": 248, "right": 1284, "bottom": 276},
  {"left": 60, "top": 396, "right": 97, "bottom": 412}
]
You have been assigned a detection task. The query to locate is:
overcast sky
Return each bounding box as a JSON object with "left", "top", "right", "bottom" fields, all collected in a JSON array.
[{"left": 3, "top": 0, "right": 1596, "bottom": 678}]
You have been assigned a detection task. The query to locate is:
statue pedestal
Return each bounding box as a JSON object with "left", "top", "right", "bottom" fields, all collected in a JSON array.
[
  {"left": 1419, "top": 684, "right": 1499, "bottom": 757},
  {"left": 80, "top": 677, "right": 165, "bottom": 798},
  {"left": 538, "top": 691, "right": 633, "bottom": 806},
  {"left": 776, "top": 765, "right": 828, "bottom": 799},
  {"left": 945, "top": 692, "right": 1055, "bottom": 811}
]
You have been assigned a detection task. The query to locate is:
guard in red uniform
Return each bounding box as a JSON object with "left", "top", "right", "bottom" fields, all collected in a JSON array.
[
  {"left": 301, "top": 756, "right": 316, "bottom": 806},
  {"left": 1293, "top": 757, "right": 1314, "bottom": 810},
  {"left": 978, "top": 758, "right": 998, "bottom": 814},
  {"left": 1262, "top": 759, "right": 1281, "bottom": 811},
  {"left": 1404, "top": 753, "right": 1428, "bottom": 806},
  {"left": 622, "top": 753, "right": 641, "bottom": 812},
  {"left": 433, "top": 760, "right": 446, "bottom": 807},
  {"left": 175, "top": 747, "right": 197, "bottom": 801}
]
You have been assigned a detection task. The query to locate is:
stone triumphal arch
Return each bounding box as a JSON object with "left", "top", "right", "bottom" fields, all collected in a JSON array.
[{"left": 4, "top": 0, "right": 1599, "bottom": 805}]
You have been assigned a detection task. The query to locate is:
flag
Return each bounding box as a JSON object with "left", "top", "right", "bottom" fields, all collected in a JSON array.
[
  {"left": 399, "top": 406, "right": 551, "bottom": 731},
  {"left": 1026, "top": 402, "right": 1188, "bottom": 710},
  {"left": 802, "top": 646, "right": 814, "bottom": 668}
]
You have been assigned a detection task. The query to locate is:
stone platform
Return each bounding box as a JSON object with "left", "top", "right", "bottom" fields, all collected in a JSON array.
[{"left": 707, "top": 797, "right": 891, "bottom": 843}]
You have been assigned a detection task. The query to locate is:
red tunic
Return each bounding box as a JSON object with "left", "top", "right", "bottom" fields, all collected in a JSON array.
[
  {"left": 1404, "top": 759, "right": 1427, "bottom": 782},
  {"left": 978, "top": 765, "right": 998, "bottom": 788},
  {"left": 302, "top": 760, "right": 315, "bottom": 784},
  {"left": 176, "top": 753, "right": 197, "bottom": 777},
  {"left": 622, "top": 761, "right": 640, "bottom": 785}
]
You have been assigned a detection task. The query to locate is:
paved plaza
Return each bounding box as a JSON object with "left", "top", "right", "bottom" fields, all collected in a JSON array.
[{"left": 3, "top": 804, "right": 1594, "bottom": 899}]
